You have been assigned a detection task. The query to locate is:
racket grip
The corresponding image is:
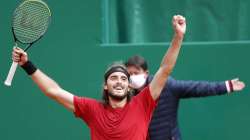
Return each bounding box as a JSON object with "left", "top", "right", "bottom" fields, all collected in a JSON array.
[{"left": 4, "top": 61, "right": 18, "bottom": 86}]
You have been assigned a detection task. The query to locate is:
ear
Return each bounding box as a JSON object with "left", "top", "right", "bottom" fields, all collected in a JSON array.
[
  {"left": 128, "top": 83, "right": 132, "bottom": 88},
  {"left": 145, "top": 70, "right": 149, "bottom": 77},
  {"left": 104, "top": 84, "right": 108, "bottom": 90}
]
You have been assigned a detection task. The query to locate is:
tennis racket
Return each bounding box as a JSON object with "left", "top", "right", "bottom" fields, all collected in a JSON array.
[{"left": 4, "top": 0, "right": 51, "bottom": 86}]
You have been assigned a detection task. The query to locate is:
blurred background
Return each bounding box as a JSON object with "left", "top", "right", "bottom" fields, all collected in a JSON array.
[{"left": 0, "top": 0, "right": 249, "bottom": 139}]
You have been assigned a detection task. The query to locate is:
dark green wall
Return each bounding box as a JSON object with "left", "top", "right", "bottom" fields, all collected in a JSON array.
[
  {"left": 103, "top": 0, "right": 250, "bottom": 43},
  {"left": 0, "top": 0, "right": 249, "bottom": 140}
]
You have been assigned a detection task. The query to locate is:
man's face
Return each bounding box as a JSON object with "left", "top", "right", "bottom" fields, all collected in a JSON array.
[
  {"left": 127, "top": 66, "right": 148, "bottom": 89},
  {"left": 104, "top": 72, "right": 129, "bottom": 99}
]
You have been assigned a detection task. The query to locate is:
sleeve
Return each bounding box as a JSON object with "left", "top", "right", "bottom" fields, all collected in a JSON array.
[
  {"left": 134, "top": 86, "right": 157, "bottom": 121},
  {"left": 73, "top": 96, "right": 98, "bottom": 123},
  {"left": 170, "top": 78, "right": 228, "bottom": 98}
]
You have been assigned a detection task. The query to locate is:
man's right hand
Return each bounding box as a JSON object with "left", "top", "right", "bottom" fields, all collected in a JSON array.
[
  {"left": 172, "top": 15, "right": 186, "bottom": 38},
  {"left": 12, "top": 47, "right": 28, "bottom": 66}
]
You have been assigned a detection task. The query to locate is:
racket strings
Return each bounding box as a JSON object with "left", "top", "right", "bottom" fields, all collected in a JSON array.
[{"left": 13, "top": 1, "right": 50, "bottom": 43}]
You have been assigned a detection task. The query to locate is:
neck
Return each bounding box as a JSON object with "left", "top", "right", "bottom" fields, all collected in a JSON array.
[{"left": 108, "top": 97, "right": 127, "bottom": 108}]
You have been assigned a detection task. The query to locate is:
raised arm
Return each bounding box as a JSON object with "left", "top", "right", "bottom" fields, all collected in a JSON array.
[
  {"left": 12, "top": 47, "right": 75, "bottom": 112},
  {"left": 149, "top": 15, "right": 186, "bottom": 100}
]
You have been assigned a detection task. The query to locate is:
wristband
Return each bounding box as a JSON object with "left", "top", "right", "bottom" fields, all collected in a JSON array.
[
  {"left": 21, "top": 61, "right": 37, "bottom": 75},
  {"left": 229, "top": 80, "right": 234, "bottom": 92}
]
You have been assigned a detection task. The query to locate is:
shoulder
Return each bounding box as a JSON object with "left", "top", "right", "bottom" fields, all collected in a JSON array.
[
  {"left": 132, "top": 86, "right": 151, "bottom": 102},
  {"left": 147, "top": 75, "right": 175, "bottom": 90},
  {"left": 74, "top": 96, "right": 101, "bottom": 107}
]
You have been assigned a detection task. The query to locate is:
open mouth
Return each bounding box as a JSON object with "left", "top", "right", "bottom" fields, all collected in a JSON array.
[
  {"left": 113, "top": 86, "right": 124, "bottom": 92},
  {"left": 115, "top": 87, "right": 122, "bottom": 90}
]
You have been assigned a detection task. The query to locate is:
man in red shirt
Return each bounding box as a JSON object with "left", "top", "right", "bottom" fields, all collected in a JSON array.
[{"left": 11, "top": 15, "right": 186, "bottom": 140}]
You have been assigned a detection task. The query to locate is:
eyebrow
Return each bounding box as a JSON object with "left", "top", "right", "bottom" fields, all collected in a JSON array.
[
  {"left": 109, "top": 75, "right": 127, "bottom": 79},
  {"left": 110, "top": 75, "right": 118, "bottom": 78},
  {"left": 121, "top": 76, "right": 128, "bottom": 79}
]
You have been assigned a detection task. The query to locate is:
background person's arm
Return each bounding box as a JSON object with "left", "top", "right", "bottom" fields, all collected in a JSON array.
[{"left": 171, "top": 78, "right": 245, "bottom": 98}]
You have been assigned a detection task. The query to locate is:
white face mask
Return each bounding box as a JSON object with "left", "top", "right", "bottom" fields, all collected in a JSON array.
[{"left": 130, "top": 74, "right": 147, "bottom": 89}]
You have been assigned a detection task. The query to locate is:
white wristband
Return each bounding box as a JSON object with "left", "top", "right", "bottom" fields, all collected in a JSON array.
[{"left": 225, "top": 80, "right": 231, "bottom": 93}]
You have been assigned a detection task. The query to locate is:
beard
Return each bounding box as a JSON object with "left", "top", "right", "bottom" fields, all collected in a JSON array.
[
  {"left": 108, "top": 91, "right": 128, "bottom": 101},
  {"left": 107, "top": 83, "right": 129, "bottom": 101}
]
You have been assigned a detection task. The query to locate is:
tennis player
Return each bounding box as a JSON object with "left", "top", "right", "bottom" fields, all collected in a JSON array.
[{"left": 11, "top": 15, "right": 186, "bottom": 140}]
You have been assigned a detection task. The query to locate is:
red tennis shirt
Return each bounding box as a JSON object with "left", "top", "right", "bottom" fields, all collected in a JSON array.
[{"left": 73, "top": 86, "right": 156, "bottom": 140}]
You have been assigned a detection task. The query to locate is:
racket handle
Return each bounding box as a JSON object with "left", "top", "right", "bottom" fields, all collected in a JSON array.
[{"left": 4, "top": 61, "right": 18, "bottom": 86}]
